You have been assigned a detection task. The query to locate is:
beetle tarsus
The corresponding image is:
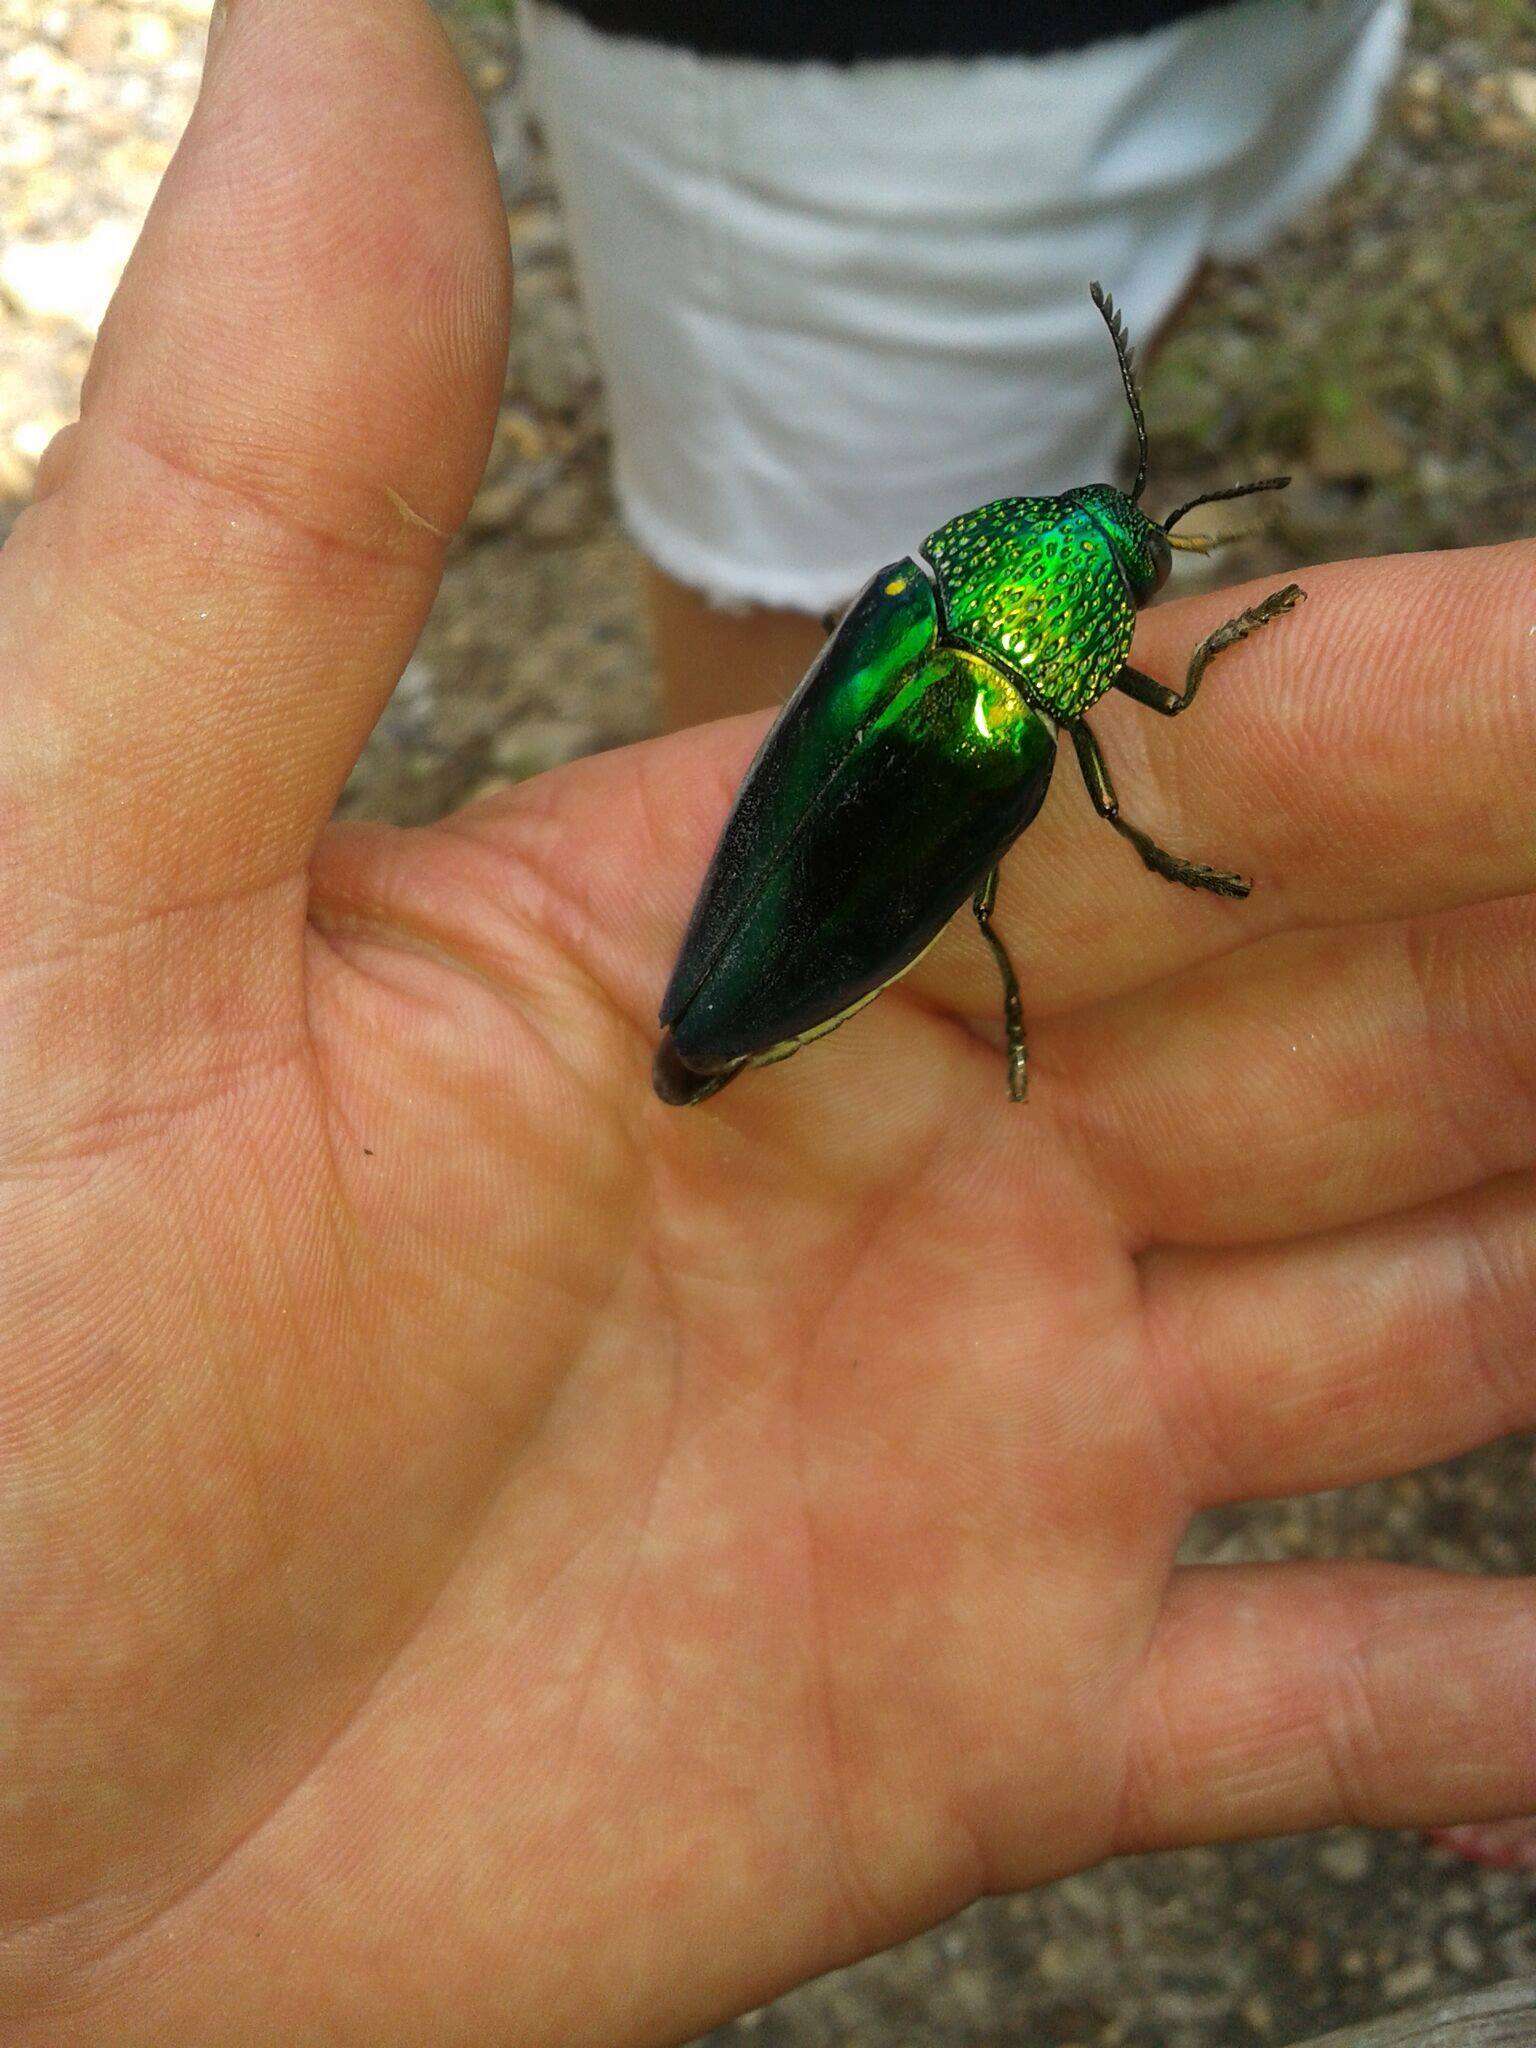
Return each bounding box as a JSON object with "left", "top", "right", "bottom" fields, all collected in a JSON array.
[
  {"left": 1115, "top": 583, "right": 1304, "bottom": 721},
  {"left": 1123, "top": 818, "right": 1251, "bottom": 899},
  {"left": 1141, "top": 847, "right": 1252, "bottom": 899},
  {"left": 1181, "top": 583, "right": 1305, "bottom": 710}
]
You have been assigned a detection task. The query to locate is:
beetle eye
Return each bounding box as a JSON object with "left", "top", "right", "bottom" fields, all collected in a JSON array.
[{"left": 1147, "top": 524, "right": 1173, "bottom": 594}]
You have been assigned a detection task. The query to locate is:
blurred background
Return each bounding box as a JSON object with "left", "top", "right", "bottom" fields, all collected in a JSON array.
[{"left": 0, "top": 1, "right": 1532, "bottom": 2042}]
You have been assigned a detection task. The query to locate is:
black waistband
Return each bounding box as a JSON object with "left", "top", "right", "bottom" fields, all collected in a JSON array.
[{"left": 539, "top": 0, "right": 1241, "bottom": 64}]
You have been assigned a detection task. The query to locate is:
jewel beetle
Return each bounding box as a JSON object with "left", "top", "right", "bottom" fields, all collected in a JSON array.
[{"left": 654, "top": 282, "right": 1305, "bottom": 1109}]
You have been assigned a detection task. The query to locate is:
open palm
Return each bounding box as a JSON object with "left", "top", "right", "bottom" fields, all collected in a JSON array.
[{"left": 5, "top": 5, "right": 1534, "bottom": 2044}]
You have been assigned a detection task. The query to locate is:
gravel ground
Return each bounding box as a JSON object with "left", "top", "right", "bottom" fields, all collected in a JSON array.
[{"left": 1, "top": 3, "right": 1533, "bottom": 2044}]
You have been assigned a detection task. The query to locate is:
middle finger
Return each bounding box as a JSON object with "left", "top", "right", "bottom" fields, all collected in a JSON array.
[{"left": 1046, "top": 891, "right": 1536, "bottom": 1247}]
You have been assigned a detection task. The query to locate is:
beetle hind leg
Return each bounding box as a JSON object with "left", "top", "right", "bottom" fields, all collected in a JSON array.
[
  {"left": 1068, "top": 719, "right": 1251, "bottom": 899},
  {"left": 972, "top": 869, "right": 1028, "bottom": 1103}
]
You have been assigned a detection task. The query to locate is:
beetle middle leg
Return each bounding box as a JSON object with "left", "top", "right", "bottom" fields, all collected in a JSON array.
[
  {"left": 972, "top": 867, "right": 1028, "bottom": 1103},
  {"left": 1113, "top": 583, "right": 1304, "bottom": 716},
  {"left": 1067, "top": 720, "right": 1251, "bottom": 900}
]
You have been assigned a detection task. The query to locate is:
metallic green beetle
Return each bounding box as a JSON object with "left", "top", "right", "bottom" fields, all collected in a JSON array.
[{"left": 654, "top": 283, "right": 1305, "bottom": 1109}]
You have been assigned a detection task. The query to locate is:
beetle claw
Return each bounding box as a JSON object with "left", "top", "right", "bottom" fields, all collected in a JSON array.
[{"left": 1199, "top": 867, "right": 1252, "bottom": 899}]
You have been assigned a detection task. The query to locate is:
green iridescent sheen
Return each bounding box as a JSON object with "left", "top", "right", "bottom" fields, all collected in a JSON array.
[
  {"left": 921, "top": 489, "right": 1155, "bottom": 720},
  {"left": 659, "top": 558, "right": 1055, "bottom": 1075},
  {"left": 1066, "top": 484, "right": 1168, "bottom": 598}
]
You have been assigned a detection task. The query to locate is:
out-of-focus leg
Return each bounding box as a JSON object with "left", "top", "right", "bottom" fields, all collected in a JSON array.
[
  {"left": 646, "top": 564, "right": 826, "bottom": 732},
  {"left": 521, "top": 0, "right": 1405, "bottom": 730}
]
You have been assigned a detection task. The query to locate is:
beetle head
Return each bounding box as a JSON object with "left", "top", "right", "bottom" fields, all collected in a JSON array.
[
  {"left": 1087, "top": 281, "right": 1289, "bottom": 602},
  {"left": 1067, "top": 483, "right": 1172, "bottom": 601}
]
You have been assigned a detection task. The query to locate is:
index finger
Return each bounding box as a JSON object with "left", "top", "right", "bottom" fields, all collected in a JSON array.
[{"left": 923, "top": 537, "right": 1536, "bottom": 1020}]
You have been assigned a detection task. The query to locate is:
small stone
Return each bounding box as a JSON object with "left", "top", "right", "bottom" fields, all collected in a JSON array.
[
  {"left": 1316, "top": 1832, "right": 1373, "bottom": 1883},
  {"left": 5, "top": 39, "right": 91, "bottom": 115},
  {"left": 1035, "top": 1939, "right": 1073, "bottom": 1984},
  {"left": 467, "top": 469, "right": 532, "bottom": 534},
  {"left": 490, "top": 717, "right": 593, "bottom": 780},
  {"left": 116, "top": 70, "right": 152, "bottom": 115},
  {"left": 66, "top": 10, "right": 122, "bottom": 65},
  {"left": 127, "top": 12, "right": 176, "bottom": 64},
  {"left": 1479, "top": 108, "right": 1529, "bottom": 149},
  {"left": 1509, "top": 69, "right": 1536, "bottom": 124},
  {"left": 11, "top": 410, "right": 66, "bottom": 463},
  {"left": 512, "top": 295, "right": 597, "bottom": 413},
  {"left": 1503, "top": 308, "right": 1536, "bottom": 383},
  {"left": 1382, "top": 1958, "right": 1437, "bottom": 2003},
  {"left": 1, "top": 114, "right": 54, "bottom": 170},
  {"left": 1442, "top": 1923, "right": 1483, "bottom": 1973},
  {"left": 459, "top": 772, "right": 516, "bottom": 810},
  {"left": 521, "top": 472, "right": 600, "bottom": 544},
  {"left": 0, "top": 438, "right": 35, "bottom": 501}
]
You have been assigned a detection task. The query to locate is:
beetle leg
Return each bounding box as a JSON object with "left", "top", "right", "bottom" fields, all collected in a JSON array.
[
  {"left": 1067, "top": 719, "right": 1251, "bottom": 900},
  {"left": 1114, "top": 583, "right": 1305, "bottom": 717},
  {"left": 972, "top": 868, "right": 1028, "bottom": 1103}
]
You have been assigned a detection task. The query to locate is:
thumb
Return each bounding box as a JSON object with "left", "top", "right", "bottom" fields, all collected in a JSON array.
[{"left": 0, "top": 0, "right": 510, "bottom": 932}]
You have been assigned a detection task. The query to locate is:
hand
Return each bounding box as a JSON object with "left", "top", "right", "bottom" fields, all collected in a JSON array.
[{"left": 4, "top": 4, "right": 1534, "bottom": 2043}]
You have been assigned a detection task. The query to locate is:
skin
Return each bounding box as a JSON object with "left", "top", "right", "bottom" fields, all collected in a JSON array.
[
  {"left": 2, "top": 2, "right": 1535, "bottom": 2042},
  {"left": 646, "top": 560, "right": 824, "bottom": 730}
]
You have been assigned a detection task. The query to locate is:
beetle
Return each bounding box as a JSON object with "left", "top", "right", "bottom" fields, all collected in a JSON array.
[{"left": 654, "top": 282, "right": 1305, "bottom": 1109}]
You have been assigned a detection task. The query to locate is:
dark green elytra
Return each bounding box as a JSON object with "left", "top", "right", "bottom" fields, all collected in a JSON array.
[
  {"left": 655, "top": 284, "right": 1304, "bottom": 1109},
  {"left": 658, "top": 562, "right": 1055, "bottom": 1080}
]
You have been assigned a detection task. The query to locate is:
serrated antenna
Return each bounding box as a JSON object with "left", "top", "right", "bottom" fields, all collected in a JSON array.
[
  {"left": 1162, "top": 474, "right": 1291, "bottom": 533},
  {"left": 1089, "top": 280, "right": 1148, "bottom": 504}
]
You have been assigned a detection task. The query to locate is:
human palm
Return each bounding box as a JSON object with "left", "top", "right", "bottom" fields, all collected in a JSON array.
[{"left": 5, "top": 3, "right": 1534, "bottom": 2044}]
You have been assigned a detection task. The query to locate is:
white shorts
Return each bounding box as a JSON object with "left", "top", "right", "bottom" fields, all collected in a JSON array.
[{"left": 520, "top": 0, "right": 1406, "bottom": 612}]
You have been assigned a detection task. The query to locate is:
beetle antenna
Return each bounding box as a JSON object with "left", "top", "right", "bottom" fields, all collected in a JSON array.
[
  {"left": 1089, "top": 281, "right": 1148, "bottom": 504},
  {"left": 1162, "top": 475, "right": 1290, "bottom": 533}
]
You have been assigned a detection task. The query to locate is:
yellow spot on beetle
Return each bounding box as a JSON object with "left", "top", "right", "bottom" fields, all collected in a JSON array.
[{"left": 884, "top": 577, "right": 908, "bottom": 596}]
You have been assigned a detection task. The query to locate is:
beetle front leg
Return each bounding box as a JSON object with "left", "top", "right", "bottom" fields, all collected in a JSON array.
[
  {"left": 1067, "top": 720, "right": 1251, "bottom": 900},
  {"left": 972, "top": 867, "right": 1028, "bottom": 1102},
  {"left": 1114, "top": 583, "right": 1305, "bottom": 716}
]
